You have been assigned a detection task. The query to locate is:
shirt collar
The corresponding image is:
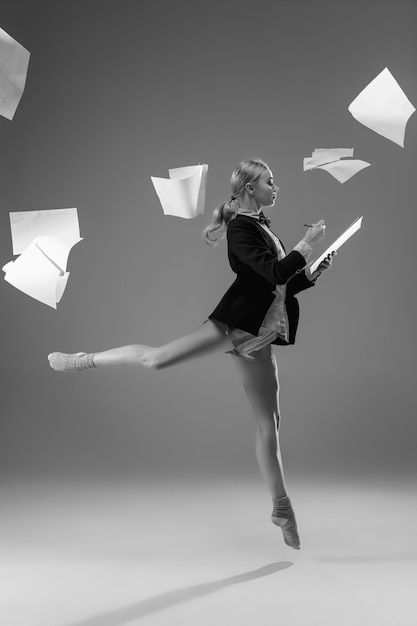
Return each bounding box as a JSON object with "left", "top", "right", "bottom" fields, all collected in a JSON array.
[{"left": 236, "top": 208, "right": 271, "bottom": 227}]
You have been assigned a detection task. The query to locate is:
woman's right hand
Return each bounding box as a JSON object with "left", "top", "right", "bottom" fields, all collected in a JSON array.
[{"left": 302, "top": 219, "right": 326, "bottom": 246}]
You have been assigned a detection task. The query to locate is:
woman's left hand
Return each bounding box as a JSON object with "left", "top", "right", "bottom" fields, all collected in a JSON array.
[{"left": 310, "top": 251, "right": 336, "bottom": 280}]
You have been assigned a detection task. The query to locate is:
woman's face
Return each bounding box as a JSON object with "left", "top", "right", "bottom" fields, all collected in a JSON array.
[{"left": 252, "top": 168, "right": 279, "bottom": 208}]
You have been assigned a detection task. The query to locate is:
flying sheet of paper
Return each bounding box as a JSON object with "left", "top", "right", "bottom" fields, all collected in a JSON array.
[
  {"left": 151, "top": 164, "right": 208, "bottom": 218},
  {"left": 314, "top": 159, "right": 371, "bottom": 184},
  {"left": 4, "top": 208, "right": 82, "bottom": 308},
  {"left": 9, "top": 207, "right": 80, "bottom": 255},
  {"left": 310, "top": 217, "right": 363, "bottom": 274},
  {"left": 0, "top": 26, "right": 30, "bottom": 120},
  {"left": 348, "top": 67, "right": 416, "bottom": 147},
  {"left": 3, "top": 235, "right": 82, "bottom": 309},
  {"left": 304, "top": 148, "right": 370, "bottom": 183},
  {"left": 303, "top": 148, "right": 354, "bottom": 170}
]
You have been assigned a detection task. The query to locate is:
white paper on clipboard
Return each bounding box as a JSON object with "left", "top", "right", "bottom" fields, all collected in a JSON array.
[{"left": 310, "top": 216, "right": 363, "bottom": 274}]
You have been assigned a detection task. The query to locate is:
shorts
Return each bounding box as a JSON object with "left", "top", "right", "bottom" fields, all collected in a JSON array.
[{"left": 224, "top": 325, "right": 277, "bottom": 361}]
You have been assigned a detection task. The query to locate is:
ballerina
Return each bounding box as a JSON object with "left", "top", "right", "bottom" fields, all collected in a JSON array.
[{"left": 49, "top": 159, "right": 333, "bottom": 549}]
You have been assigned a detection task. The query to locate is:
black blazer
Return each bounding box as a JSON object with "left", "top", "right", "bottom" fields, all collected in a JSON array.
[{"left": 208, "top": 214, "right": 315, "bottom": 344}]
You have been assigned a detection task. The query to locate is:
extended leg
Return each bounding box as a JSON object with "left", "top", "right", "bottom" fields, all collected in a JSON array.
[
  {"left": 49, "top": 320, "right": 233, "bottom": 372},
  {"left": 231, "top": 351, "right": 300, "bottom": 549}
]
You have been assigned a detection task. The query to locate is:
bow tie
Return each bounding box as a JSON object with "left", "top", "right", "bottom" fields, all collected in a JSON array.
[{"left": 257, "top": 211, "right": 271, "bottom": 227}]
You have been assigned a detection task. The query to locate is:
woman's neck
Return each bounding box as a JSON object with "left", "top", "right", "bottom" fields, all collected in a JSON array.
[{"left": 236, "top": 196, "right": 261, "bottom": 214}]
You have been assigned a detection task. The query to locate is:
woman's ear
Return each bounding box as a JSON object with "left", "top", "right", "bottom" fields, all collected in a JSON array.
[{"left": 245, "top": 182, "right": 255, "bottom": 195}]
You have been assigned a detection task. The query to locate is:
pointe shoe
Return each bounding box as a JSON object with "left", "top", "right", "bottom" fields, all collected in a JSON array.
[
  {"left": 271, "top": 495, "right": 301, "bottom": 550},
  {"left": 271, "top": 515, "right": 301, "bottom": 550}
]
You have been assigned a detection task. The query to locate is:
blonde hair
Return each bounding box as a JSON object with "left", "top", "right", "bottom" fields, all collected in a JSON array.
[{"left": 202, "top": 159, "right": 269, "bottom": 246}]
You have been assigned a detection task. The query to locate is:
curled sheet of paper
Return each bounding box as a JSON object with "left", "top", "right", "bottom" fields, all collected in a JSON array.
[
  {"left": 348, "top": 67, "right": 416, "bottom": 147},
  {"left": 4, "top": 208, "right": 82, "bottom": 308},
  {"left": 313, "top": 159, "right": 371, "bottom": 184},
  {"left": 304, "top": 148, "right": 370, "bottom": 183},
  {"left": 9, "top": 207, "right": 80, "bottom": 255},
  {"left": 151, "top": 164, "right": 208, "bottom": 219},
  {"left": 0, "top": 26, "right": 30, "bottom": 120},
  {"left": 310, "top": 216, "right": 363, "bottom": 274},
  {"left": 3, "top": 235, "right": 82, "bottom": 309}
]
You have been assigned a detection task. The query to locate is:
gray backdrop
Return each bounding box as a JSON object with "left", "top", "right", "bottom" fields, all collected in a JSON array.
[{"left": 1, "top": 0, "right": 416, "bottom": 482}]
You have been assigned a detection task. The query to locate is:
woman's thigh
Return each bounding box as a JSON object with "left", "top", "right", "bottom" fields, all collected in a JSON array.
[
  {"left": 154, "top": 319, "right": 234, "bottom": 368},
  {"left": 231, "top": 352, "right": 280, "bottom": 417}
]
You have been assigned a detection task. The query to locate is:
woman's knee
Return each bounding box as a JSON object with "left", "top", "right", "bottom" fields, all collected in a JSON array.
[
  {"left": 127, "top": 345, "right": 160, "bottom": 369},
  {"left": 146, "top": 347, "right": 164, "bottom": 370}
]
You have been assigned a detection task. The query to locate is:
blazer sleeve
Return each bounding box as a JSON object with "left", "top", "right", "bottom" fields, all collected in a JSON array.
[
  {"left": 227, "top": 218, "right": 307, "bottom": 285},
  {"left": 286, "top": 270, "right": 315, "bottom": 296}
]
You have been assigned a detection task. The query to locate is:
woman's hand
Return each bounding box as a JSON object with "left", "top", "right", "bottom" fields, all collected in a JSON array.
[
  {"left": 309, "top": 251, "right": 336, "bottom": 280},
  {"left": 302, "top": 220, "right": 326, "bottom": 246}
]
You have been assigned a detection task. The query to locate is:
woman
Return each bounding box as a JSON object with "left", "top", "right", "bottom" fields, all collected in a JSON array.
[{"left": 49, "top": 159, "right": 333, "bottom": 550}]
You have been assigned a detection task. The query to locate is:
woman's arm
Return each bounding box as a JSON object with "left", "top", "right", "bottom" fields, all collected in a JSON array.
[
  {"left": 227, "top": 218, "right": 307, "bottom": 284},
  {"left": 288, "top": 252, "right": 336, "bottom": 295},
  {"left": 286, "top": 271, "right": 316, "bottom": 296},
  {"left": 305, "top": 252, "right": 336, "bottom": 281}
]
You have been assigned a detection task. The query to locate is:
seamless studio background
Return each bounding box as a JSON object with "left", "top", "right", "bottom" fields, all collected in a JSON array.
[{"left": 1, "top": 0, "right": 416, "bottom": 484}]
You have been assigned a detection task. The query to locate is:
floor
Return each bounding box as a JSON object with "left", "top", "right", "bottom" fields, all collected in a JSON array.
[{"left": 1, "top": 474, "right": 416, "bottom": 626}]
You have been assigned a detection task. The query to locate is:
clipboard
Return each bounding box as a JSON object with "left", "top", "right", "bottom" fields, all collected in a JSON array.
[{"left": 310, "top": 216, "right": 363, "bottom": 274}]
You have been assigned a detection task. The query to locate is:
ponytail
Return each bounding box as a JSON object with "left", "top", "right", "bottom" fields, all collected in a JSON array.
[{"left": 202, "top": 198, "right": 238, "bottom": 246}]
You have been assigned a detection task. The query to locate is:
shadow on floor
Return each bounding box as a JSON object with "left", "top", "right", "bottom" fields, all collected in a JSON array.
[{"left": 65, "top": 561, "right": 293, "bottom": 626}]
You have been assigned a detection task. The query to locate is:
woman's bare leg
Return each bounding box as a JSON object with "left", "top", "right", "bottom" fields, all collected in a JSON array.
[
  {"left": 231, "top": 352, "right": 287, "bottom": 498},
  {"left": 49, "top": 321, "right": 233, "bottom": 371},
  {"left": 95, "top": 320, "right": 233, "bottom": 369},
  {"left": 231, "top": 351, "right": 300, "bottom": 549}
]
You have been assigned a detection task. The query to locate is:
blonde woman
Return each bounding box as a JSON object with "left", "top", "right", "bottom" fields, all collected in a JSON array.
[{"left": 49, "top": 159, "right": 333, "bottom": 550}]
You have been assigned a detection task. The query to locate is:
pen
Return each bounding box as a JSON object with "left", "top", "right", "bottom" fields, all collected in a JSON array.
[{"left": 304, "top": 224, "right": 313, "bottom": 227}]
